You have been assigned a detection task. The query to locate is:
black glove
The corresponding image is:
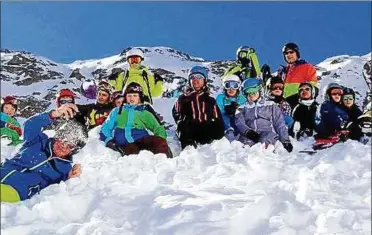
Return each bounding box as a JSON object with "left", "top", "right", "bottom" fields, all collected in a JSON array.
[
  {"left": 154, "top": 73, "right": 164, "bottom": 83},
  {"left": 224, "top": 102, "right": 239, "bottom": 116},
  {"left": 282, "top": 141, "right": 293, "bottom": 153},
  {"left": 106, "top": 140, "right": 125, "bottom": 156},
  {"left": 245, "top": 129, "right": 260, "bottom": 142}
]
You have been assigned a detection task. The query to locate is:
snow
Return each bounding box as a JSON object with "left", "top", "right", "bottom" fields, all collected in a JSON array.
[{"left": 1, "top": 126, "right": 371, "bottom": 235}]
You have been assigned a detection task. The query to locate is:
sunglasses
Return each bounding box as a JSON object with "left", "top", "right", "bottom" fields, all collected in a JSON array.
[
  {"left": 189, "top": 74, "right": 205, "bottom": 80},
  {"left": 223, "top": 81, "right": 241, "bottom": 90},
  {"left": 284, "top": 50, "right": 295, "bottom": 55},
  {"left": 271, "top": 85, "right": 284, "bottom": 91},
  {"left": 343, "top": 95, "right": 354, "bottom": 101},
  {"left": 59, "top": 100, "right": 74, "bottom": 105},
  {"left": 299, "top": 87, "right": 311, "bottom": 92},
  {"left": 128, "top": 56, "right": 142, "bottom": 64}
]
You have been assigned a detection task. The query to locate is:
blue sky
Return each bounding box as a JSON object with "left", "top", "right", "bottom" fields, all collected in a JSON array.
[{"left": 1, "top": 2, "right": 371, "bottom": 68}]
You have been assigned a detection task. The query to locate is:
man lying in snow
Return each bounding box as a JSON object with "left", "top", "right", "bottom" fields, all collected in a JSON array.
[
  {"left": 1, "top": 96, "right": 23, "bottom": 146},
  {"left": 1, "top": 104, "right": 87, "bottom": 203},
  {"left": 234, "top": 78, "right": 293, "bottom": 153},
  {"left": 100, "top": 83, "right": 172, "bottom": 158}
]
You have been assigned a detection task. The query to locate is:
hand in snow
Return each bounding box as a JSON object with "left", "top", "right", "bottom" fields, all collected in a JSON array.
[
  {"left": 282, "top": 141, "right": 293, "bottom": 153},
  {"left": 68, "top": 164, "right": 82, "bottom": 179},
  {"left": 245, "top": 129, "right": 259, "bottom": 142},
  {"left": 52, "top": 104, "right": 79, "bottom": 120}
]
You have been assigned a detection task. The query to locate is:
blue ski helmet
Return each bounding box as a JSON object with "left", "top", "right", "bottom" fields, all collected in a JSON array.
[
  {"left": 188, "top": 66, "right": 208, "bottom": 79},
  {"left": 242, "top": 78, "right": 262, "bottom": 94}
]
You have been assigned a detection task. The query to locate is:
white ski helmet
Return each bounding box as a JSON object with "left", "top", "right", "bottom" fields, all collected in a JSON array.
[
  {"left": 222, "top": 74, "right": 241, "bottom": 84},
  {"left": 126, "top": 48, "right": 145, "bottom": 60}
]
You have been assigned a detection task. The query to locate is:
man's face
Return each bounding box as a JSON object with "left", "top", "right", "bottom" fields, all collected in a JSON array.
[
  {"left": 114, "top": 97, "right": 125, "bottom": 107},
  {"left": 343, "top": 95, "right": 354, "bottom": 108},
  {"left": 247, "top": 92, "right": 260, "bottom": 102},
  {"left": 3, "top": 104, "right": 16, "bottom": 117},
  {"left": 190, "top": 76, "right": 205, "bottom": 91},
  {"left": 284, "top": 50, "right": 298, "bottom": 64},
  {"left": 53, "top": 139, "right": 75, "bottom": 158},
  {"left": 97, "top": 91, "right": 110, "bottom": 104},
  {"left": 299, "top": 85, "right": 312, "bottom": 100},
  {"left": 270, "top": 83, "right": 284, "bottom": 97},
  {"left": 126, "top": 93, "right": 141, "bottom": 105}
]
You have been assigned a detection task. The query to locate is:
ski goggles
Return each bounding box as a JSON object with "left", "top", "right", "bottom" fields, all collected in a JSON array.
[
  {"left": 126, "top": 85, "right": 143, "bottom": 93},
  {"left": 189, "top": 73, "right": 206, "bottom": 80},
  {"left": 342, "top": 95, "right": 354, "bottom": 101},
  {"left": 283, "top": 50, "right": 296, "bottom": 55},
  {"left": 271, "top": 84, "right": 284, "bottom": 91},
  {"left": 127, "top": 56, "right": 142, "bottom": 64},
  {"left": 330, "top": 89, "right": 343, "bottom": 96},
  {"left": 223, "top": 81, "right": 241, "bottom": 90},
  {"left": 59, "top": 100, "right": 74, "bottom": 105}
]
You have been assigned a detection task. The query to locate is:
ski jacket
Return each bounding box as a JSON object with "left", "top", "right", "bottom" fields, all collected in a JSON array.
[
  {"left": 316, "top": 101, "right": 349, "bottom": 137},
  {"left": 0, "top": 112, "right": 73, "bottom": 200},
  {"left": 215, "top": 93, "right": 246, "bottom": 130},
  {"left": 76, "top": 102, "right": 114, "bottom": 130}
]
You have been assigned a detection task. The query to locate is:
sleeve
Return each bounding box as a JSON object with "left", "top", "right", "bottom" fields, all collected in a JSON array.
[
  {"left": 271, "top": 105, "right": 290, "bottom": 142},
  {"left": 23, "top": 112, "right": 55, "bottom": 142},
  {"left": 146, "top": 69, "right": 163, "bottom": 98},
  {"left": 142, "top": 111, "right": 167, "bottom": 139},
  {"left": 172, "top": 98, "right": 182, "bottom": 123},
  {"left": 306, "top": 64, "right": 318, "bottom": 86},
  {"left": 108, "top": 71, "right": 124, "bottom": 92},
  {"left": 234, "top": 107, "right": 250, "bottom": 135},
  {"left": 100, "top": 107, "right": 119, "bottom": 145},
  {"left": 1, "top": 112, "right": 10, "bottom": 128}
]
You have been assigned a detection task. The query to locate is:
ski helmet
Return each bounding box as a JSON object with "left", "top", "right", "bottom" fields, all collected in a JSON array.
[
  {"left": 343, "top": 87, "right": 356, "bottom": 99},
  {"left": 222, "top": 74, "right": 241, "bottom": 84},
  {"left": 325, "top": 82, "right": 343, "bottom": 101},
  {"left": 123, "top": 82, "right": 145, "bottom": 103},
  {"left": 56, "top": 89, "right": 76, "bottom": 107},
  {"left": 54, "top": 119, "right": 88, "bottom": 153},
  {"left": 269, "top": 76, "right": 284, "bottom": 87},
  {"left": 1, "top": 96, "right": 18, "bottom": 113},
  {"left": 126, "top": 48, "right": 145, "bottom": 60},
  {"left": 188, "top": 66, "right": 208, "bottom": 79},
  {"left": 96, "top": 80, "right": 113, "bottom": 97},
  {"left": 282, "top": 42, "right": 300, "bottom": 58},
  {"left": 241, "top": 78, "right": 262, "bottom": 95},
  {"left": 236, "top": 46, "right": 251, "bottom": 60},
  {"left": 111, "top": 91, "right": 125, "bottom": 103}
]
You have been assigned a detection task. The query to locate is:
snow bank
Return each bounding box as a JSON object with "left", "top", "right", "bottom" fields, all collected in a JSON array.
[{"left": 1, "top": 129, "right": 370, "bottom": 235}]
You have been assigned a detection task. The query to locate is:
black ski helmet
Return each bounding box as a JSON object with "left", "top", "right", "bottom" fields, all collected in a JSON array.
[
  {"left": 123, "top": 82, "right": 145, "bottom": 103},
  {"left": 343, "top": 87, "right": 356, "bottom": 99},
  {"left": 282, "top": 42, "right": 300, "bottom": 59}
]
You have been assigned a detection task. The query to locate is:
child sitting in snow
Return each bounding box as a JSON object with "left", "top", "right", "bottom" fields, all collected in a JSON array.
[
  {"left": 1, "top": 104, "right": 87, "bottom": 203},
  {"left": 216, "top": 74, "right": 246, "bottom": 141},
  {"left": 1, "top": 96, "right": 23, "bottom": 146},
  {"left": 100, "top": 83, "right": 172, "bottom": 158},
  {"left": 234, "top": 78, "right": 293, "bottom": 152}
]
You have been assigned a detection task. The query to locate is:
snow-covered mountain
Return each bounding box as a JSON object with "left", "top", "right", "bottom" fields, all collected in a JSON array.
[{"left": 1, "top": 47, "right": 371, "bottom": 235}]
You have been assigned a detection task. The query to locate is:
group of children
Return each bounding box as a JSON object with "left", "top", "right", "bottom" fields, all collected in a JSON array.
[{"left": 1, "top": 43, "right": 370, "bottom": 203}]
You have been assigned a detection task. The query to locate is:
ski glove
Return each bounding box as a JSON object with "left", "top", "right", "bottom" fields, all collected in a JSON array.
[
  {"left": 245, "top": 129, "right": 259, "bottom": 142},
  {"left": 282, "top": 141, "right": 293, "bottom": 153},
  {"left": 106, "top": 140, "right": 125, "bottom": 156},
  {"left": 154, "top": 73, "right": 164, "bottom": 83},
  {"left": 224, "top": 102, "right": 239, "bottom": 116}
]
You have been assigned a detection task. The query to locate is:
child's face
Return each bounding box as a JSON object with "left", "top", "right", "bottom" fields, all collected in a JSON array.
[
  {"left": 53, "top": 139, "right": 74, "bottom": 158},
  {"left": 247, "top": 92, "right": 260, "bottom": 102},
  {"left": 126, "top": 93, "right": 141, "bottom": 105},
  {"left": 342, "top": 95, "right": 354, "bottom": 108},
  {"left": 226, "top": 88, "right": 237, "bottom": 97},
  {"left": 3, "top": 104, "right": 16, "bottom": 117},
  {"left": 115, "top": 97, "right": 124, "bottom": 107}
]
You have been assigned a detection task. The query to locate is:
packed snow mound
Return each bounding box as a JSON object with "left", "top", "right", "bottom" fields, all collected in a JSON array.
[{"left": 1, "top": 127, "right": 371, "bottom": 235}]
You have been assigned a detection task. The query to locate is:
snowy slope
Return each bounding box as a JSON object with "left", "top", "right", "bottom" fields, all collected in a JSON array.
[{"left": 1, "top": 48, "right": 371, "bottom": 235}]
